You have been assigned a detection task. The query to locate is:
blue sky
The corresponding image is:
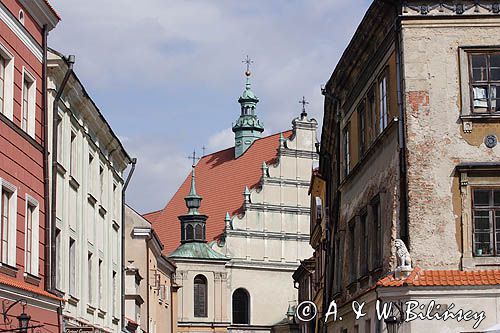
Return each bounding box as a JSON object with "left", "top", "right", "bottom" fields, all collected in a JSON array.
[{"left": 49, "top": 0, "right": 371, "bottom": 213}]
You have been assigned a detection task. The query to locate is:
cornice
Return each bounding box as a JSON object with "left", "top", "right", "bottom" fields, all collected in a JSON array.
[{"left": 402, "top": 2, "right": 500, "bottom": 16}]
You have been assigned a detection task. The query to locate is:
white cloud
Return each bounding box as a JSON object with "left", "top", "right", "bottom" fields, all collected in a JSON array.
[
  {"left": 48, "top": 0, "right": 370, "bottom": 212},
  {"left": 206, "top": 127, "right": 234, "bottom": 154}
]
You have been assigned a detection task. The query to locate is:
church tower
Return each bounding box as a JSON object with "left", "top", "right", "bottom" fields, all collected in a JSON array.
[
  {"left": 232, "top": 56, "right": 264, "bottom": 158},
  {"left": 179, "top": 166, "right": 207, "bottom": 243}
]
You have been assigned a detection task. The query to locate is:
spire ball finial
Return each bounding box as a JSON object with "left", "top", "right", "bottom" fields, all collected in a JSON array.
[{"left": 245, "top": 70, "right": 251, "bottom": 77}]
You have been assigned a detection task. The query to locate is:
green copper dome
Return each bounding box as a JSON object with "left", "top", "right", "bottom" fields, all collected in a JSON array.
[{"left": 233, "top": 69, "right": 264, "bottom": 158}]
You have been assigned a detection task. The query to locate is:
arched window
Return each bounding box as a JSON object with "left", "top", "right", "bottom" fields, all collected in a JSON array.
[
  {"left": 232, "top": 288, "right": 249, "bottom": 324},
  {"left": 194, "top": 275, "right": 207, "bottom": 317},
  {"left": 186, "top": 224, "right": 194, "bottom": 240},
  {"left": 195, "top": 224, "right": 203, "bottom": 240}
]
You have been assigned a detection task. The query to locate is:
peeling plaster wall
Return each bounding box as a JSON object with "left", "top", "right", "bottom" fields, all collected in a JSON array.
[{"left": 401, "top": 18, "right": 500, "bottom": 269}]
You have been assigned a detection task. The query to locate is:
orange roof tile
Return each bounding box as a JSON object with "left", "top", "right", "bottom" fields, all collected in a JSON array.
[
  {"left": 0, "top": 274, "right": 62, "bottom": 301},
  {"left": 377, "top": 267, "right": 500, "bottom": 287},
  {"left": 145, "top": 131, "right": 292, "bottom": 254}
]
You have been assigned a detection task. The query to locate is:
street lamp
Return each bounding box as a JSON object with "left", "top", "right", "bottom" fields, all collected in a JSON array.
[{"left": 16, "top": 312, "right": 30, "bottom": 333}]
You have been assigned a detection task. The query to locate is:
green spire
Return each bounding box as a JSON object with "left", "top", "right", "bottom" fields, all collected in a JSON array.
[
  {"left": 184, "top": 166, "right": 202, "bottom": 215},
  {"left": 233, "top": 56, "right": 264, "bottom": 158}
]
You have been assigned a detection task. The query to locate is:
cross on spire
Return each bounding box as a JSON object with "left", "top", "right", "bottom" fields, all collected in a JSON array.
[
  {"left": 242, "top": 55, "right": 253, "bottom": 74},
  {"left": 299, "top": 96, "right": 309, "bottom": 118},
  {"left": 187, "top": 150, "right": 201, "bottom": 167}
]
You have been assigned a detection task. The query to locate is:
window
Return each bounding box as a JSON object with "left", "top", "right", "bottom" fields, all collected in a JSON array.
[
  {"left": 365, "top": 319, "right": 372, "bottom": 333},
  {"left": 367, "top": 86, "right": 377, "bottom": 143},
  {"left": 56, "top": 117, "right": 63, "bottom": 162},
  {"left": 372, "top": 199, "right": 382, "bottom": 268},
  {"left": 0, "top": 184, "right": 15, "bottom": 265},
  {"left": 21, "top": 71, "right": 35, "bottom": 137},
  {"left": 18, "top": 10, "right": 24, "bottom": 24},
  {"left": 112, "top": 271, "right": 117, "bottom": 316},
  {"left": 378, "top": 74, "right": 389, "bottom": 133},
  {"left": 195, "top": 224, "right": 203, "bottom": 240},
  {"left": 360, "top": 212, "right": 368, "bottom": 276},
  {"left": 472, "top": 189, "right": 500, "bottom": 256},
  {"left": 56, "top": 172, "right": 64, "bottom": 220},
  {"left": 88, "top": 252, "right": 93, "bottom": 304},
  {"left": 98, "top": 259, "right": 103, "bottom": 308},
  {"left": 0, "top": 55, "right": 5, "bottom": 113},
  {"left": 99, "top": 165, "right": 104, "bottom": 202},
  {"left": 193, "top": 275, "right": 207, "bottom": 317},
  {"left": 469, "top": 53, "right": 500, "bottom": 113},
  {"left": 24, "top": 197, "right": 39, "bottom": 275},
  {"left": 70, "top": 131, "right": 77, "bottom": 176},
  {"left": 55, "top": 229, "right": 62, "bottom": 289},
  {"left": 88, "top": 153, "right": 94, "bottom": 193},
  {"left": 69, "top": 238, "right": 76, "bottom": 296},
  {"left": 69, "top": 185, "right": 78, "bottom": 231},
  {"left": 87, "top": 200, "right": 95, "bottom": 244},
  {"left": 358, "top": 102, "right": 366, "bottom": 156},
  {"left": 343, "top": 123, "right": 351, "bottom": 176},
  {"left": 349, "top": 221, "right": 356, "bottom": 282},
  {"left": 232, "top": 288, "right": 250, "bottom": 324}
]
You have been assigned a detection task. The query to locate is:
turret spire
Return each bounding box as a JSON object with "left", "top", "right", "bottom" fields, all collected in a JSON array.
[{"left": 232, "top": 55, "right": 264, "bottom": 158}]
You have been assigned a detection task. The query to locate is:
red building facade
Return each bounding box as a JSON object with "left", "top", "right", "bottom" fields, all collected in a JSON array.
[{"left": 0, "top": 0, "right": 60, "bottom": 331}]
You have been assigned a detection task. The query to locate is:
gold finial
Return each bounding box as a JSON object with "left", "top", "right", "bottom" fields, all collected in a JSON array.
[{"left": 243, "top": 55, "right": 253, "bottom": 76}]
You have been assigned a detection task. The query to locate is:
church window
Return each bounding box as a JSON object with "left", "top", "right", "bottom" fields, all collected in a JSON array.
[
  {"left": 194, "top": 275, "right": 207, "bottom": 317},
  {"left": 232, "top": 288, "right": 250, "bottom": 324},
  {"left": 186, "top": 224, "right": 194, "bottom": 240},
  {"left": 473, "top": 188, "right": 500, "bottom": 256}
]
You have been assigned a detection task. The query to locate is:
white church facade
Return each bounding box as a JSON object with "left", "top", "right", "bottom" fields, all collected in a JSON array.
[{"left": 144, "top": 68, "right": 318, "bottom": 332}]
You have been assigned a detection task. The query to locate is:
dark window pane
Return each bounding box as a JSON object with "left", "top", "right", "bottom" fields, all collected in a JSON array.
[
  {"left": 194, "top": 275, "right": 207, "bottom": 317},
  {"left": 232, "top": 289, "right": 249, "bottom": 324},
  {"left": 496, "top": 211, "right": 500, "bottom": 229},
  {"left": 472, "top": 55, "right": 488, "bottom": 81},
  {"left": 492, "top": 86, "right": 500, "bottom": 112},
  {"left": 494, "top": 191, "right": 500, "bottom": 206},
  {"left": 474, "top": 190, "right": 490, "bottom": 206},
  {"left": 474, "top": 211, "right": 491, "bottom": 230},
  {"left": 490, "top": 68, "right": 500, "bottom": 81},
  {"left": 490, "top": 54, "right": 500, "bottom": 67}
]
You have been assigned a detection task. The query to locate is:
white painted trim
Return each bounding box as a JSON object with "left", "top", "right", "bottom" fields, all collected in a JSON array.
[
  {"left": 0, "top": 6, "right": 43, "bottom": 62},
  {"left": 0, "top": 42, "right": 14, "bottom": 120},
  {"left": 21, "top": 67, "right": 36, "bottom": 138},
  {"left": 0, "top": 178, "right": 17, "bottom": 267},
  {"left": 24, "top": 194, "right": 39, "bottom": 276}
]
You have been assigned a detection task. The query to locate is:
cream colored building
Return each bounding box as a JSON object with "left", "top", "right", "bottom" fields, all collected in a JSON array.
[
  {"left": 146, "top": 72, "right": 318, "bottom": 332},
  {"left": 124, "top": 205, "right": 178, "bottom": 333},
  {"left": 317, "top": 1, "right": 500, "bottom": 332},
  {"left": 47, "top": 49, "right": 131, "bottom": 332}
]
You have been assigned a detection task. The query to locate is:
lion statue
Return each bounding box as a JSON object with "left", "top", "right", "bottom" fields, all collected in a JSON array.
[{"left": 395, "top": 239, "right": 412, "bottom": 269}]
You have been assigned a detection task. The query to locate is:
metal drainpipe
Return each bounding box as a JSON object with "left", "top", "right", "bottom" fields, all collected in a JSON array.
[
  {"left": 394, "top": 12, "right": 410, "bottom": 247},
  {"left": 42, "top": 23, "right": 51, "bottom": 292},
  {"left": 50, "top": 54, "right": 75, "bottom": 293},
  {"left": 122, "top": 158, "right": 137, "bottom": 332}
]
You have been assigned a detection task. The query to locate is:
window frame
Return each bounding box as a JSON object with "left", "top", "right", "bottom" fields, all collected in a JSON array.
[
  {"left": 0, "top": 43, "right": 14, "bottom": 120},
  {"left": 343, "top": 122, "right": 351, "bottom": 177},
  {"left": 358, "top": 100, "right": 367, "bottom": 156},
  {"left": 468, "top": 51, "right": 500, "bottom": 114},
  {"left": 193, "top": 274, "right": 208, "bottom": 317},
  {"left": 472, "top": 187, "right": 500, "bottom": 257},
  {"left": 24, "top": 194, "right": 39, "bottom": 276},
  {"left": 232, "top": 288, "right": 250, "bottom": 325},
  {"left": 0, "top": 178, "right": 17, "bottom": 267},
  {"left": 378, "top": 70, "right": 389, "bottom": 134},
  {"left": 21, "top": 68, "right": 36, "bottom": 137}
]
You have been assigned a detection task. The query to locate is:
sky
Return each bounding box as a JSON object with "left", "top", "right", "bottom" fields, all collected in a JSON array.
[{"left": 49, "top": 0, "right": 371, "bottom": 214}]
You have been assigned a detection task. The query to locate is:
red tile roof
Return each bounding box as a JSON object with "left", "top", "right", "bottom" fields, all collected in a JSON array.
[
  {"left": 145, "top": 131, "right": 292, "bottom": 254},
  {"left": 377, "top": 267, "right": 500, "bottom": 287},
  {"left": 0, "top": 274, "right": 62, "bottom": 301}
]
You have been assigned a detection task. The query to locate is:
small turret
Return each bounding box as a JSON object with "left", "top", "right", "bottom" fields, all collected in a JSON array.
[{"left": 179, "top": 165, "right": 208, "bottom": 243}]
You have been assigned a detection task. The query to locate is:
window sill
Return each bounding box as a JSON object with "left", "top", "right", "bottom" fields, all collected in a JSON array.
[
  {"left": 56, "top": 162, "right": 67, "bottom": 175},
  {"left": 23, "top": 272, "right": 41, "bottom": 286},
  {"left": 98, "top": 205, "right": 107, "bottom": 216},
  {"left": 461, "top": 113, "right": 500, "bottom": 120},
  {"left": 98, "top": 309, "right": 106, "bottom": 318},
  {"left": 463, "top": 255, "right": 500, "bottom": 269},
  {"left": 88, "top": 193, "right": 97, "bottom": 205},
  {"left": 68, "top": 295, "right": 79, "bottom": 306},
  {"left": 0, "top": 263, "right": 18, "bottom": 277},
  {"left": 69, "top": 176, "right": 80, "bottom": 189},
  {"left": 86, "top": 304, "right": 96, "bottom": 315},
  {"left": 112, "top": 317, "right": 120, "bottom": 325}
]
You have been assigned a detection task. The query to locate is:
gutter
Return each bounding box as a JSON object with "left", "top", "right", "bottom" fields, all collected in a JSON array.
[
  {"left": 42, "top": 23, "right": 50, "bottom": 292},
  {"left": 50, "top": 53, "right": 75, "bottom": 293},
  {"left": 122, "top": 158, "right": 137, "bottom": 332}
]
